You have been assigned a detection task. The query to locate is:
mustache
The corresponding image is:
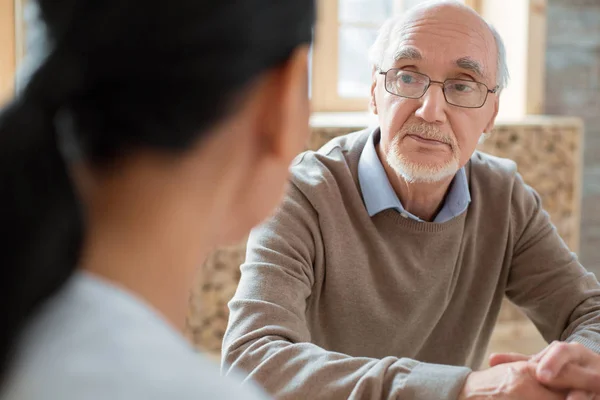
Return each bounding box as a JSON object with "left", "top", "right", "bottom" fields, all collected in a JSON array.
[{"left": 400, "top": 123, "right": 456, "bottom": 148}]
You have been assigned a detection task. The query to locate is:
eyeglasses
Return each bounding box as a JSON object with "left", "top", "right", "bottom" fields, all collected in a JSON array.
[{"left": 378, "top": 69, "right": 498, "bottom": 109}]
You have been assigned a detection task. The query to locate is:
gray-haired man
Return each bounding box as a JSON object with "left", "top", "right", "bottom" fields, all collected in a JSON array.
[{"left": 222, "top": 2, "right": 600, "bottom": 399}]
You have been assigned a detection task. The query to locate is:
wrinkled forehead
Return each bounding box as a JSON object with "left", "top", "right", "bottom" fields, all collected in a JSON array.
[{"left": 380, "top": 9, "right": 497, "bottom": 82}]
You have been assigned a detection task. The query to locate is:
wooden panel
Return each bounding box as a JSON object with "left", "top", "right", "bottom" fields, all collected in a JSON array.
[
  {"left": 465, "top": 0, "right": 482, "bottom": 11},
  {"left": 526, "top": 0, "right": 547, "bottom": 114},
  {"left": 310, "top": 0, "right": 338, "bottom": 112},
  {"left": 0, "top": 0, "right": 16, "bottom": 104}
]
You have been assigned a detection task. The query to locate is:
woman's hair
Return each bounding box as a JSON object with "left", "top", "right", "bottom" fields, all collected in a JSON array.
[{"left": 0, "top": 0, "right": 314, "bottom": 380}]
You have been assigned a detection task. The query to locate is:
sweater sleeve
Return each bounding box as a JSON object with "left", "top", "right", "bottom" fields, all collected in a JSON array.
[
  {"left": 222, "top": 183, "right": 470, "bottom": 400},
  {"left": 506, "top": 173, "right": 600, "bottom": 353}
]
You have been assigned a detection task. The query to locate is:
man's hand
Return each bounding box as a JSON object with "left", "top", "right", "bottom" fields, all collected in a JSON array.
[
  {"left": 489, "top": 352, "right": 530, "bottom": 366},
  {"left": 490, "top": 341, "right": 600, "bottom": 399},
  {"left": 458, "top": 361, "right": 566, "bottom": 399}
]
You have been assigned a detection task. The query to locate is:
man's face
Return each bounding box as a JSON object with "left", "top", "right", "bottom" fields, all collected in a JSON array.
[{"left": 371, "top": 5, "right": 500, "bottom": 183}]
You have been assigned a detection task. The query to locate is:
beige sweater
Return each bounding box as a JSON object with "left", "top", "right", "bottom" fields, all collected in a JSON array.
[{"left": 222, "top": 129, "right": 600, "bottom": 400}]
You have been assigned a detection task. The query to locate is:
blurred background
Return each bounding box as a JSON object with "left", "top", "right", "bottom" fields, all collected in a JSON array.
[{"left": 0, "top": 0, "right": 599, "bottom": 364}]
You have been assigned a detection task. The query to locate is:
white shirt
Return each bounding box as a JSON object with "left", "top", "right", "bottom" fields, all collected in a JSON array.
[{"left": 1, "top": 271, "right": 269, "bottom": 400}]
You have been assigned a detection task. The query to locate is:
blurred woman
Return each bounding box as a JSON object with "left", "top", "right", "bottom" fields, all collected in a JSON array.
[{"left": 0, "top": 0, "right": 314, "bottom": 398}]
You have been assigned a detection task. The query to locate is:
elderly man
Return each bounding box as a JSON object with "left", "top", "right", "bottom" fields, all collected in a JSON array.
[{"left": 222, "top": 1, "right": 600, "bottom": 399}]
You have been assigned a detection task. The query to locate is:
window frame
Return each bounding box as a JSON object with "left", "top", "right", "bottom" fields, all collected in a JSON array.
[
  {"left": 0, "top": 0, "right": 16, "bottom": 103},
  {"left": 311, "top": 0, "right": 483, "bottom": 113}
]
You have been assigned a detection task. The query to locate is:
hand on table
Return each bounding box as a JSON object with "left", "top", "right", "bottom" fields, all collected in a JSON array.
[{"left": 490, "top": 341, "right": 600, "bottom": 400}]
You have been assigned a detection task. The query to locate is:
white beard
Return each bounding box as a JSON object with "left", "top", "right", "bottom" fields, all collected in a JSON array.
[
  {"left": 386, "top": 134, "right": 460, "bottom": 183},
  {"left": 387, "top": 152, "right": 459, "bottom": 183}
]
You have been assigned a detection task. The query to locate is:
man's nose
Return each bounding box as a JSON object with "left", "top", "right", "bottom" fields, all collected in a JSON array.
[{"left": 414, "top": 82, "right": 447, "bottom": 124}]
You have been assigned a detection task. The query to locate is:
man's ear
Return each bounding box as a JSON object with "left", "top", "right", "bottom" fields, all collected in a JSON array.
[
  {"left": 370, "top": 67, "right": 378, "bottom": 115},
  {"left": 255, "top": 45, "right": 311, "bottom": 164},
  {"left": 484, "top": 94, "right": 500, "bottom": 134}
]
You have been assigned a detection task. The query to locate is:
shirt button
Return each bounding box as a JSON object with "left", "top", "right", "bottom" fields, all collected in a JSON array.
[{"left": 400, "top": 212, "right": 408, "bottom": 218}]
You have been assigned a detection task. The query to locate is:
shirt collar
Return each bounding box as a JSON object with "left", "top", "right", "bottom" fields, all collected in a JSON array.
[{"left": 357, "top": 128, "right": 471, "bottom": 222}]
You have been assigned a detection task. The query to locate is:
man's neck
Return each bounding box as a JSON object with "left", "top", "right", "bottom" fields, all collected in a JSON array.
[
  {"left": 377, "top": 147, "right": 454, "bottom": 222},
  {"left": 394, "top": 177, "right": 453, "bottom": 222}
]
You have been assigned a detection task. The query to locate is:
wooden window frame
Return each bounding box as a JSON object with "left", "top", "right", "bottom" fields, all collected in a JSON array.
[
  {"left": 479, "top": 0, "right": 547, "bottom": 119},
  {"left": 0, "top": 0, "right": 16, "bottom": 103},
  {"left": 311, "top": 0, "right": 480, "bottom": 113}
]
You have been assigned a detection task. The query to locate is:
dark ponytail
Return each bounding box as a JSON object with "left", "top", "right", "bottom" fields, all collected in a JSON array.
[
  {"left": 0, "top": 0, "right": 314, "bottom": 383},
  {"left": 0, "top": 69, "right": 83, "bottom": 380}
]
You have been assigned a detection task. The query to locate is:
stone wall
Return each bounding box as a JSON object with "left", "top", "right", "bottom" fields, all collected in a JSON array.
[
  {"left": 187, "top": 116, "right": 584, "bottom": 362},
  {"left": 545, "top": 0, "right": 600, "bottom": 274}
]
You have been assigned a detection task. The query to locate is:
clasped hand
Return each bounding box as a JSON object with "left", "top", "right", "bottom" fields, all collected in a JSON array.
[{"left": 458, "top": 341, "right": 600, "bottom": 400}]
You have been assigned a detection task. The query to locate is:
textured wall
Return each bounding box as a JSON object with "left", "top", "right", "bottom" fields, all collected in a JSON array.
[{"left": 545, "top": 0, "right": 600, "bottom": 274}]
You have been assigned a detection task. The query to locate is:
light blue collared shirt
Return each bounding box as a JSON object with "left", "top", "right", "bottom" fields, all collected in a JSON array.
[{"left": 357, "top": 129, "right": 471, "bottom": 223}]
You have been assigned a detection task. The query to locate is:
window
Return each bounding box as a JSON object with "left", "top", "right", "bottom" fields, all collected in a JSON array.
[
  {"left": 311, "top": 0, "right": 479, "bottom": 113},
  {"left": 337, "top": 0, "right": 392, "bottom": 99},
  {"left": 2, "top": 0, "right": 545, "bottom": 121}
]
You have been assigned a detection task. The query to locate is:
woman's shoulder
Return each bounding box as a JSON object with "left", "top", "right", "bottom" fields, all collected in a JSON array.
[
  {"left": 2, "top": 272, "right": 268, "bottom": 400},
  {"left": 4, "top": 355, "right": 267, "bottom": 400}
]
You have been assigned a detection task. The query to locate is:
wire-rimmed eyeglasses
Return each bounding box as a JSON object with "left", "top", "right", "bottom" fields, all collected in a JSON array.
[{"left": 378, "top": 69, "right": 498, "bottom": 109}]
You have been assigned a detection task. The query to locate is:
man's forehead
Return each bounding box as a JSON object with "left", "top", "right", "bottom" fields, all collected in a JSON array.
[
  {"left": 382, "top": 5, "right": 496, "bottom": 77},
  {"left": 391, "top": 46, "right": 488, "bottom": 80}
]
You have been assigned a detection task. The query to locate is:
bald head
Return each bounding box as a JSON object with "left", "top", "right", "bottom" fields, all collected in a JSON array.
[{"left": 369, "top": 0, "right": 509, "bottom": 91}]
